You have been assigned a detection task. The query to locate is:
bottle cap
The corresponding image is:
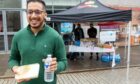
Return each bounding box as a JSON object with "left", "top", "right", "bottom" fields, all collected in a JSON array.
[{"left": 47, "top": 54, "right": 52, "bottom": 58}]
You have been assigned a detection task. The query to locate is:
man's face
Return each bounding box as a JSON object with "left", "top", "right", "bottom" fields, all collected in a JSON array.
[
  {"left": 27, "top": 2, "right": 47, "bottom": 29},
  {"left": 90, "top": 24, "right": 93, "bottom": 27}
]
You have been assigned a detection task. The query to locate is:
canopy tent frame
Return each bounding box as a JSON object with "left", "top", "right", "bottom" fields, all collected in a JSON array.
[{"left": 48, "top": 0, "right": 132, "bottom": 68}]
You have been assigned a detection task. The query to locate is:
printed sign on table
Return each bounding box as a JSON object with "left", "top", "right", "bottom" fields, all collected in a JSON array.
[{"left": 100, "top": 31, "right": 116, "bottom": 43}]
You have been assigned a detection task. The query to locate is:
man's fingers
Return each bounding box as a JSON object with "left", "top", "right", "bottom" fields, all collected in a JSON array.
[
  {"left": 52, "top": 58, "right": 56, "bottom": 61},
  {"left": 50, "top": 64, "right": 57, "bottom": 70},
  {"left": 50, "top": 62, "right": 57, "bottom": 71},
  {"left": 16, "top": 78, "right": 31, "bottom": 83},
  {"left": 43, "top": 57, "right": 57, "bottom": 71},
  {"left": 24, "top": 78, "right": 31, "bottom": 81},
  {"left": 12, "top": 66, "right": 19, "bottom": 74},
  {"left": 51, "top": 61, "right": 57, "bottom": 65},
  {"left": 49, "top": 57, "right": 57, "bottom": 71},
  {"left": 16, "top": 79, "right": 24, "bottom": 83}
]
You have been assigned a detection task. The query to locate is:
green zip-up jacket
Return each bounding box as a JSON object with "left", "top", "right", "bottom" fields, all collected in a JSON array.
[{"left": 8, "top": 24, "right": 67, "bottom": 84}]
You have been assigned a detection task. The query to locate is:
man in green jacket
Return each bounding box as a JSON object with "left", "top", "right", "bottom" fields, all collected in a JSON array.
[{"left": 8, "top": 0, "right": 67, "bottom": 84}]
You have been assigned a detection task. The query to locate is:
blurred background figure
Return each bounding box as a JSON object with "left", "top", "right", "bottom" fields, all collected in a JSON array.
[
  {"left": 74, "top": 23, "right": 85, "bottom": 60},
  {"left": 87, "top": 23, "right": 99, "bottom": 60}
]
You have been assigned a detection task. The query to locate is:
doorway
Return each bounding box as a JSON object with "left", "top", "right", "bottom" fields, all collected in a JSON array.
[{"left": 0, "top": 9, "right": 25, "bottom": 53}]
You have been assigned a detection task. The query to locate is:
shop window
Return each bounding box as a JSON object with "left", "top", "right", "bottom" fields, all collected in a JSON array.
[
  {"left": 8, "top": 35, "right": 13, "bottom": 50},
  {"left": 6, "top": 11, "right": 21, "bottom": 32},
  {"left": 0, "top": 36, "right": 4, "bottom": 50},
  {"left": 0, "top": 14, "right": 3, "bottom": 32}
]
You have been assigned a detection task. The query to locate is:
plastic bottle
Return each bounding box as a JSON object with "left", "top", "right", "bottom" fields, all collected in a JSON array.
[{"left": 44, "top": 54, "right": 54, "bottom": 82}]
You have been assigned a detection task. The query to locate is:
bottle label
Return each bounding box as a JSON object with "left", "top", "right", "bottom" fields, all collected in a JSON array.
[{"left": 45, "top": 64, "right": 49, "bottom": 68}]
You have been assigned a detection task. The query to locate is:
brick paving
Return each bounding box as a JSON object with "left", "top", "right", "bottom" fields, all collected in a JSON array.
[
  {"left": 1, "top": 67, "right": 140, "bottom": 84},
  {"left": 1, "top": 46, "right": 140, "bottom": 84},
  {"left": 57, "top": 67, "right": 140, "bottom": 84}
]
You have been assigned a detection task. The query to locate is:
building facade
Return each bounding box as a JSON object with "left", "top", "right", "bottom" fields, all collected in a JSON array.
[
  {"left": 0, "top": 0, "right": 84, "bottom": 53},
  {"left": 0, "top": 0, "right": 140, "bottom": 53}
]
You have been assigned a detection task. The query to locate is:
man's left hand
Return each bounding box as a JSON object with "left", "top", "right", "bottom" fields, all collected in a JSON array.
[{"left": 50, "top": 57, "right": 57, "bottom": 71}]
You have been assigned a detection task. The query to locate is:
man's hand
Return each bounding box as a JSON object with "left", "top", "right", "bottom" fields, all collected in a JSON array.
[
  {"left": 16, "top": 78, "right": 31, "bottom": 83},
  {"left": 12, "top": 66, "right": 19, "bottom": 74},
  {"left": 12, "top": 66, "right": 31, "bottom": 83},
  {"left": 50, "top": 57, "right": 57, "bottom": 71}
]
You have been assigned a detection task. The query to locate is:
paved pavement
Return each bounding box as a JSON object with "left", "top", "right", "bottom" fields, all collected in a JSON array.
[
  {"left": 58, "top": 67, "right": 140, "bottom": 84},
  {"left": 1, "top": 67, "right": 140, "bottom": 84},
  {"left": 1, "top": 46, "right": 140, "bottom": 84}
]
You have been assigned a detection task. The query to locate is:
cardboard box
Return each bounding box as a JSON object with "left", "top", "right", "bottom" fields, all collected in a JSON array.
[{"left": 15, "top": 63, "right": 40, "bottom": 80}]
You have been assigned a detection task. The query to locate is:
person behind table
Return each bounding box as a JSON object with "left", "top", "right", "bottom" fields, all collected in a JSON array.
[
  {"left": 87, "top": 23, "right": 99, "bottom": 60},
  {"left": 8, "top": 0, "right": 67, "bottom": 84},
  {"left": 74, "top": 23, "right": 84, "bottom": 60}
]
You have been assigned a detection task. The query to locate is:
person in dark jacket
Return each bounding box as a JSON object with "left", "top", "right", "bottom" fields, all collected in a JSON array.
[
  {"left": 74, "top": 23, "right": 84, "bottom": 41},
  {"left": 87, "top": 23, "right": 99, "bottom": 60},
  {"left": 73, "top": 23, "right": 84, "bottom": 60}
]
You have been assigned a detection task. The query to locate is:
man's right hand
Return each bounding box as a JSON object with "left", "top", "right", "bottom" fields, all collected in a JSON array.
[
  {"left": 12, "top": 66, "right": 19, "bottom": 74},
  {"left": 12, "top": 66, "right": 31, "bottom": 83}
]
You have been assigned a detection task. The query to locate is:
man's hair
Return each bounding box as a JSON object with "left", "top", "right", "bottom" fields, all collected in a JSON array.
[
  {"left": 90, "top": 23, "right": 93, "bottom": 27},
  {"left": 77, "top": 23, "right": 81, "bottom": 28},
  {"left": 27, "top": 0, "right": 46, "bottom": 10}
]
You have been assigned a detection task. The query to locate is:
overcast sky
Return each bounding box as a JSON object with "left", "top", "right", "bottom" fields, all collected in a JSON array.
[{"left": 98, "top": 0, "right": 140, "bottom": 7}]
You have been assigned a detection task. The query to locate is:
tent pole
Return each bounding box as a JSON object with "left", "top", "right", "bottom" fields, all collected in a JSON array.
[
  {"left": 124, "top": 24, "right": 128, "bottom": 61},
  {"left": 127, "top": 21, "right": 131, "bottom": 68},
  {"left": 126, "top": 21, "right": 131, "bottom": 83}
]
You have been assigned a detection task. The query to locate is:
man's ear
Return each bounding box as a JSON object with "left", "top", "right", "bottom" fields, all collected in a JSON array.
[
  {"left": 45, "top": 13, "right": 47, "bottom": 17},
  {"left": 44, "top": 13, "right": 47, "bottom": 21}
]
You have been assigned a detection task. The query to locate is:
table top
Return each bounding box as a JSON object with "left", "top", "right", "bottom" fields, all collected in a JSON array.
[{"left": 68, "top": 45, "right": 115, "bottom": 53}]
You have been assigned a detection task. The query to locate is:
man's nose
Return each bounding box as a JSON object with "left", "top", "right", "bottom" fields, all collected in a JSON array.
[{"left": 31, "top": 12, "right": 38, "bottom": 17}]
